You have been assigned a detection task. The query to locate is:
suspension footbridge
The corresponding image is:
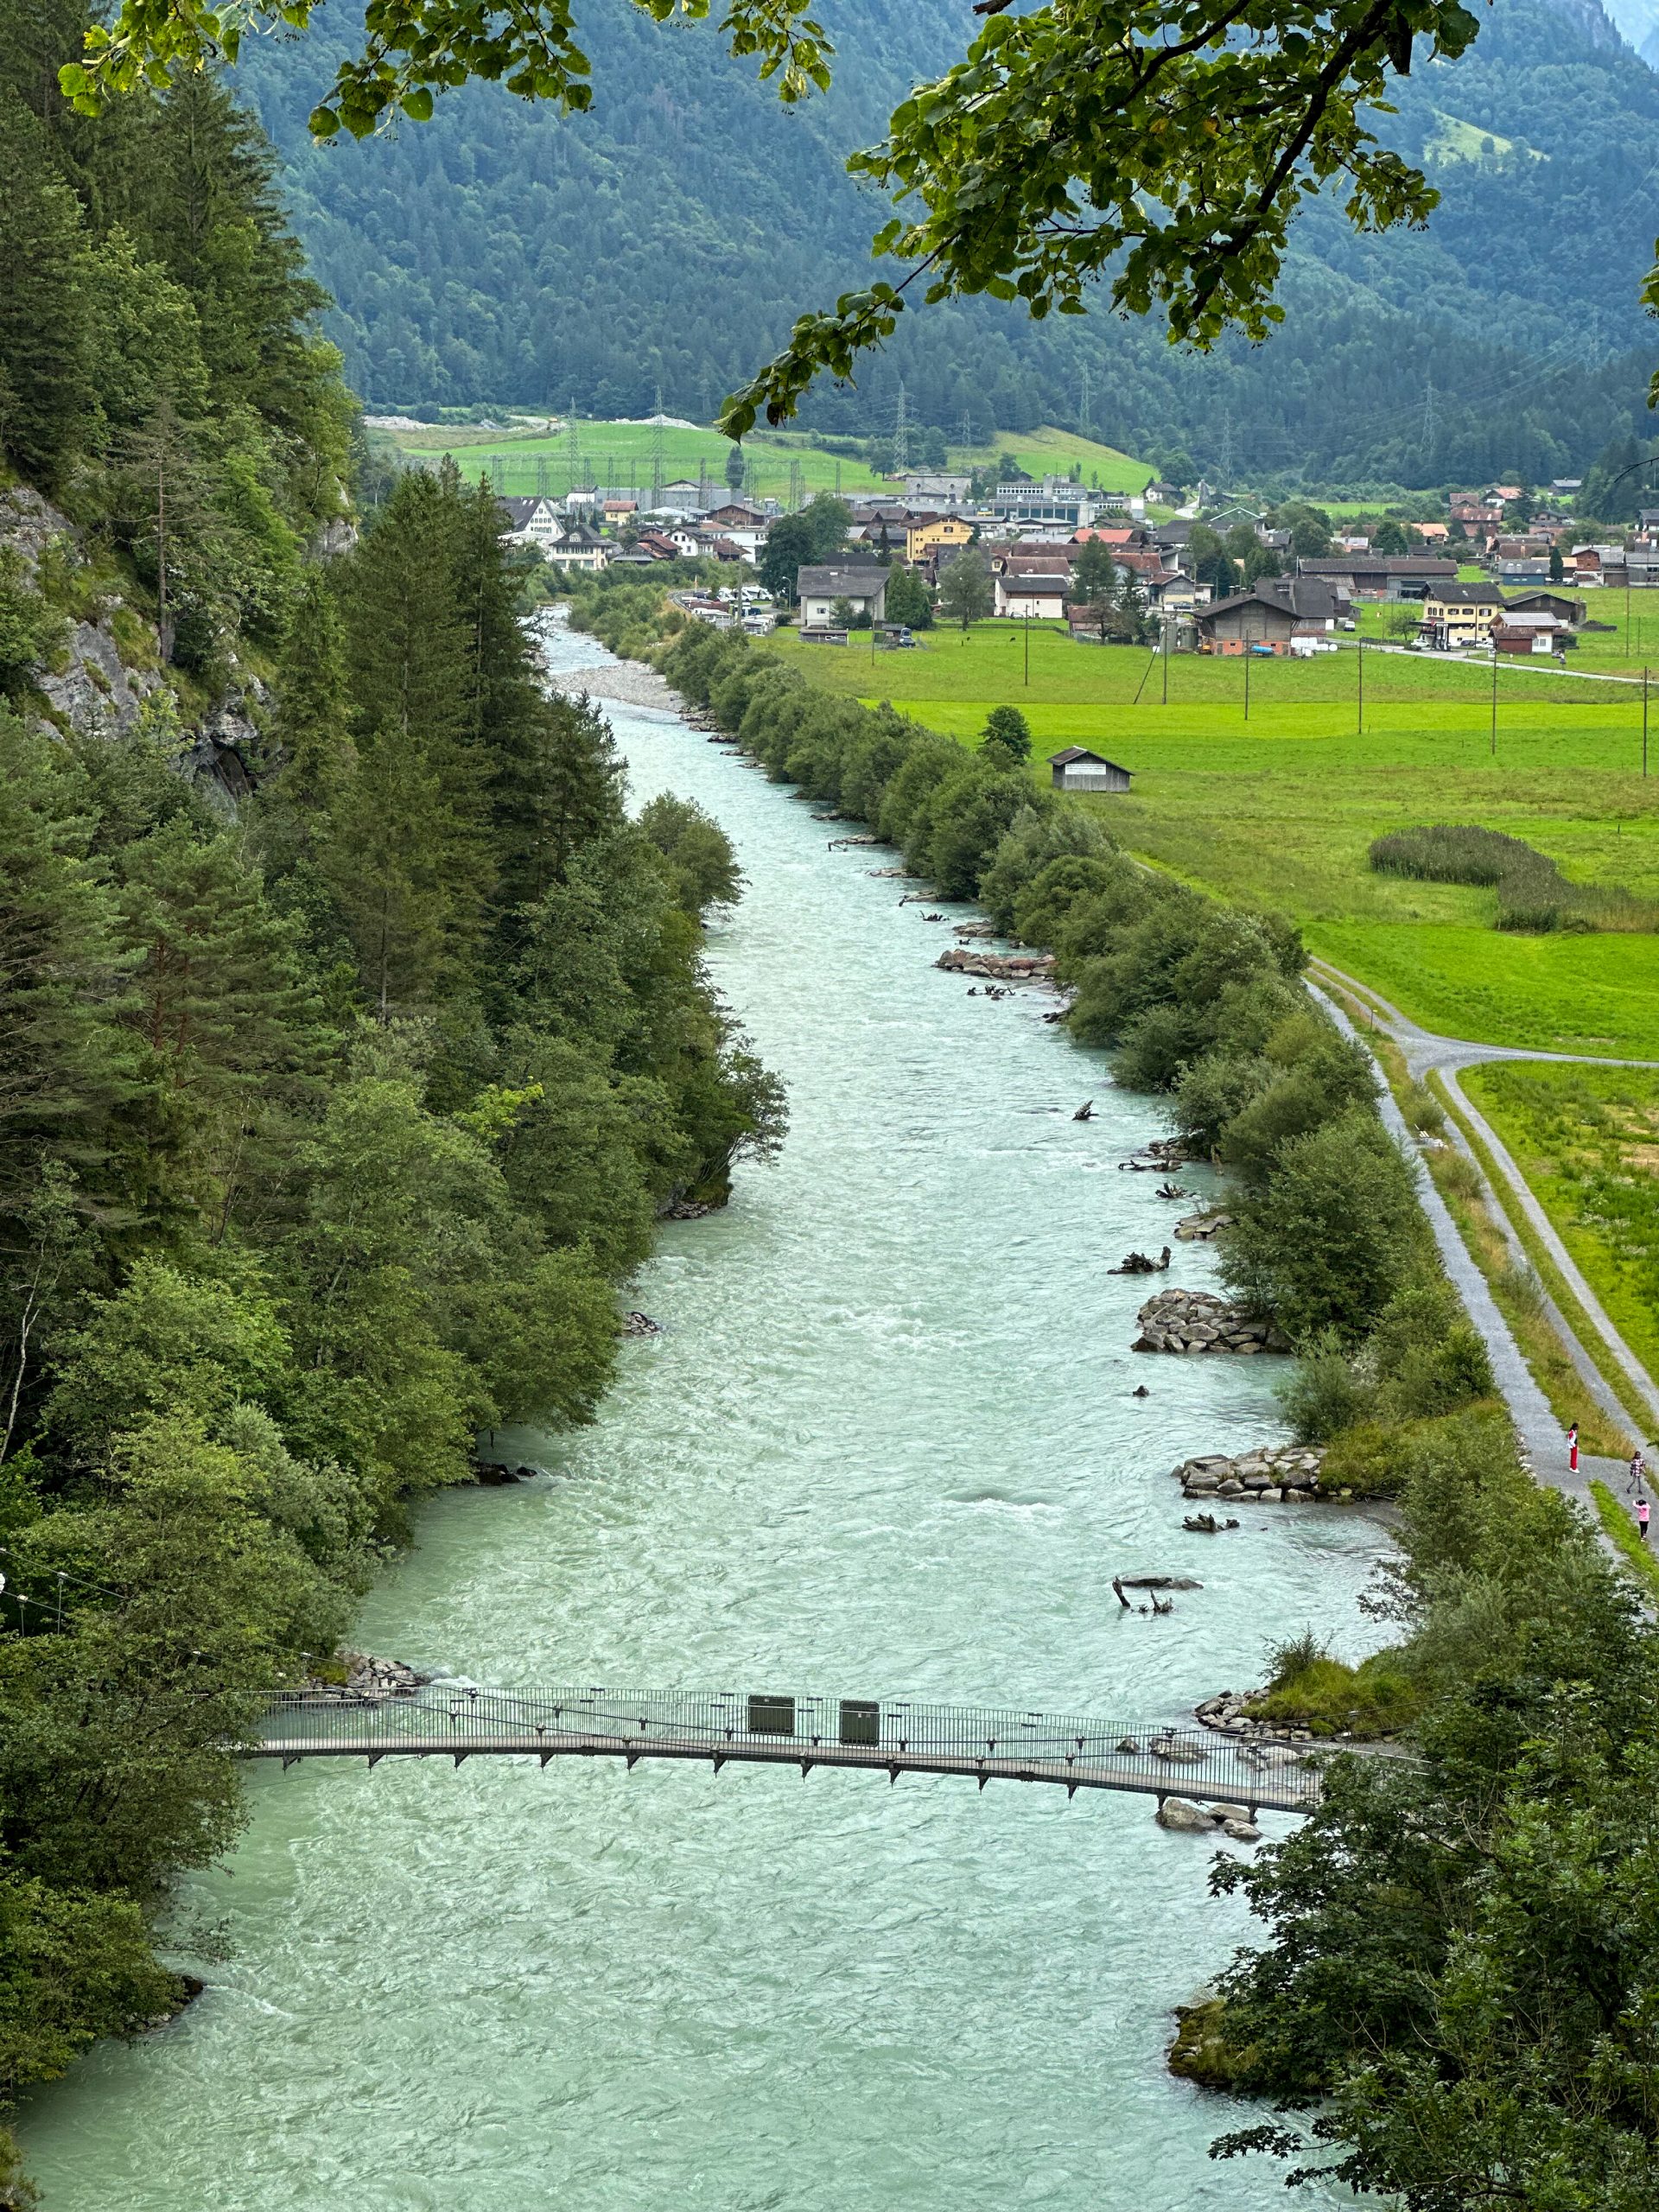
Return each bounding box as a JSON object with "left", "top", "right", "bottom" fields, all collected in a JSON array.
[{"left": 255, "top": 1684, "right": 1322, "bottom": 1816}]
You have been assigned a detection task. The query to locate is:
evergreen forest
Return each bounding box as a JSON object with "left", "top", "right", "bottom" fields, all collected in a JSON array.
[{"left": 0, "top": 17, "right": 781, "bottom": 2194}]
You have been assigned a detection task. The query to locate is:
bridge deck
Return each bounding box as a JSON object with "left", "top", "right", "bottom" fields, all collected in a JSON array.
[{"left": 255, "top": 1686, "right": 1321, "bottom": 1815}]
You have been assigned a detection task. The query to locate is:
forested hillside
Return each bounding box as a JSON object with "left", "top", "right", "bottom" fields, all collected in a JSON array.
[
  {"left": 231, "top": 0, "right": 1659, "bottom": 486},
  {"left": 0, "top": 13, "right": 782, "bottom": 2195}
]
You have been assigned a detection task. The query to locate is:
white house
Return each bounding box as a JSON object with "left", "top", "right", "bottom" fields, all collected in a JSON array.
[
  {"left": 797, "top": 564, "right": 887, "bottom": 626},
  {"left": 495, "top": 496, "right": 566, "bottom": 548},
  {"left": 994, "top": 570, "right": 1071, "bottom": 620}
]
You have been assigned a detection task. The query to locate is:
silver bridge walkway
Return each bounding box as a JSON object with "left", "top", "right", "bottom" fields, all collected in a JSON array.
[{"left": 255, "top": 1684, "right": 1322, "bottom": 1815}]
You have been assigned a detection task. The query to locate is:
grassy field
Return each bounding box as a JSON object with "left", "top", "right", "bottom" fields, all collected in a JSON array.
[
  {"left": 760, "top": 620, "right": 1659, "bottom": 1052},
  {"left": 386, "top": 419, "right": 1154, "bottom": 505},
  {"left": 1462, "top": 1063, "right": 1659, "bottom": 1392}
]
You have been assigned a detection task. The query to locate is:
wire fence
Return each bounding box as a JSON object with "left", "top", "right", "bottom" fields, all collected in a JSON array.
[{"left": 257, "top": 1684, "right": 1325, "bottom": 1812}]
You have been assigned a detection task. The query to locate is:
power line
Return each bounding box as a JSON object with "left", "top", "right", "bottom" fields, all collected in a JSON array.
[{"left": 893, "top": 378, "right": 910, "bottom": 474}]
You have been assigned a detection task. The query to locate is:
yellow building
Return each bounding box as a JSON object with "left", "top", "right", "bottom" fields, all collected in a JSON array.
[
  {"left": 906, "top": 516, "right": 975, "bottom": 564},
  {"left": 1419, "top": 582, "right": 1507, "bottom": 650}
]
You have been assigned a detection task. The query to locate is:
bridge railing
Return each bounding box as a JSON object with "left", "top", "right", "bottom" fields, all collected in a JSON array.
[{"left": 259, "top": 1683, "right": 1323, "bottom": 1808}]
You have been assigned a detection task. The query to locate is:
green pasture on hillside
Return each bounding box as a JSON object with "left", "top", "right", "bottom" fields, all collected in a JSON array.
[
  {"left": 761, "top": 620, "right": 1659, "bottom": 1052},
  {"left": 1461, "top": 1061, "right": 1659, "bottom": 1388},
  {"left": 388, "top": 419, "right": 1154, "bottom": 504}
]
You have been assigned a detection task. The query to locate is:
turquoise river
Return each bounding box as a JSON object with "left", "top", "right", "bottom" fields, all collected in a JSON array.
[{"left": 23, "top": 624, "right": 1390, "bottom": 2210}]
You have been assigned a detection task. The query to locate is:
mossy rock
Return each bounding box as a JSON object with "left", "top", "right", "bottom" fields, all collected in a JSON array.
[{"left": 1167, "top": 1997, "right": 1251, "bottom": 2090}]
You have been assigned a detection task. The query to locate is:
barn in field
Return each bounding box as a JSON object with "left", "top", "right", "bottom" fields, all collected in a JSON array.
[{"left": 1048, "top": 747, "right": 1133, "bottom": 792}]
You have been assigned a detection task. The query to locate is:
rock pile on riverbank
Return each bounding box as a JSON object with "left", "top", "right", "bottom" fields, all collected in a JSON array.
[
  {"left": 1173, "top": 1210, "right": 1232, "bottom": 1243},
  {"left": 937, "top": 947, "right": 1055, "bottom": 981},
  {"left": 302, "top": 1654, "right": 430, "bottom": 1701},
  {"left": 1133, "top": 1289, "right": 1289, "bottom": 1355},
  {"left": 1192, "top": 1688, "right": 1316, "bottom": 1744},
  {"left": 1170, "top": 1445, "right": 1328, "bottom": 1501}
]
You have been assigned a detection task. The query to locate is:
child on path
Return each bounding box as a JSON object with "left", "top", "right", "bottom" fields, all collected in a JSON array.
[
  {"left": 1639, "top": 1496, "right": 1651, "bottom": 1545},
  {"left": 1567, "top": 1421, "right": 1579, "bottom": 1474}
]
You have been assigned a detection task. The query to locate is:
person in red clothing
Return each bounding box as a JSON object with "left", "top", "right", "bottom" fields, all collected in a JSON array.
[{"left": 1567, "top": 1421, "right": 1579, "bottom": 1474}]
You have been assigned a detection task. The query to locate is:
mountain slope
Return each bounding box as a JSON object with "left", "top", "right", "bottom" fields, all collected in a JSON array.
[{"left": 237, "top": 0, "right": 1659, "bottom": 486}]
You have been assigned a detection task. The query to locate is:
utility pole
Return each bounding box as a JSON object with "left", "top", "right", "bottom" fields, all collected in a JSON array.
[
  {"left": 651, "top": 386, "right": 665, "bottom": 509},
  {"left": 1421, "top": 376, "right": 1437, "bottom": 463},
  {"left": 1219, "top": 410, "right": 1234, "bottom": 486},
  {"left": 1243, "top": 641, "right": 1250, "bottom": 721},
  {"left": 835, "top": 460, "right": 842, "bottom": 495},
  {"left": 788, "top": 458, "right": 804, "bottom": 510},
  {"left": 1491, "top": 642, "right": 1498, "bottom": 757},
  {"left": 567, "top": 400, "right": 582, "bottom": 499},
  {"left": 1024, "top": 612, "right": 1031, "bottom": 687},
  {"left": 536, "top": 454, "right": 550, "bottom": 497},
  {"left": 959, "top": 407, "right": 972, "bottom": 453},
  {"left": 1357, "top": 638, "right": 1363, "bottom": 734},
  {"left": 893, "top": 378, "right": 910, "bottom": 474},
  {"left": 1645, "top": 665, "right": 1650, "bottom": 778},
  {"left": 1161, "top": 611, "right": 1169, "bottom": 704}
]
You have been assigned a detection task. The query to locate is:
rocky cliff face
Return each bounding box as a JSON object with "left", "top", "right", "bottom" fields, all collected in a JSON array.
[{"left": 2, "top": 481, "right": 266, "bottom": 808}]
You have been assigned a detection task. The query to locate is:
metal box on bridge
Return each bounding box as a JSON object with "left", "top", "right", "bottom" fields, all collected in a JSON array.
[
  {"left": 838, "top": 1700, "right": 879, "bottom": 1746},
  {"left": 747, "top": 1694, "right": 796, "bottom": 1736}
]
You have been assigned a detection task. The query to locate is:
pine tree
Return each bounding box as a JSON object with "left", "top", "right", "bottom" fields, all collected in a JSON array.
[
  {"left": 266, "top": 567, "right": 353, "bottom": 819},
  {"left": 331, "top": 474, "right": 486, "bottom": 1010},
  {"left": 0, "top": 91, "right": 89, "bottom": 479}
]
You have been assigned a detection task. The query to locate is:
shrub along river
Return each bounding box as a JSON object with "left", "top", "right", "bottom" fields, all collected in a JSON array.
[{"left": 24, "top": 626, "right": 1391, "bottom": 2209}]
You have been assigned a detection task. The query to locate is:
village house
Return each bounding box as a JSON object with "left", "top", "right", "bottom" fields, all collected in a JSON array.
[
  {"left": 1048, "top": 747, "right": 1133, "bottom": 792},
  {"left": 995, "top": 569, "right": 1073, "bottom": 620},
  {"left": 906, "top": 514, "right": 976, "bottom": 565},
  {"left": 1506, "top": 589, "right": 1585, "bottom": 627},
  {"left": 796, "top": 564, "right": 888, "bottom": 626},
  {"left": 495, "top": 495, "right": 566, "bottom": 548},
  {"left": 1491, "top": 613, "right": 1574, "bottom": 655},
  {"left": 1197, "top": 578, "right": 1339, "bottom": 653},
  {"left": 1297, "top": 553, "right": 1456, "bottom": 602},
  {"left": 1417, "top": 581, "right": 1508, "bottom": 650},
  {"left": 602, "top": 498, "right": 638, "bottom": 527},
  {"left": 545, "top": 521, "right": 609, "bottom": 574}
]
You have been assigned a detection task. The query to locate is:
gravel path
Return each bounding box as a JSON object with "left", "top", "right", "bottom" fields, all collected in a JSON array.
[{"left": 1311, "top": 959, "right": 1659, "bottom": 1435}]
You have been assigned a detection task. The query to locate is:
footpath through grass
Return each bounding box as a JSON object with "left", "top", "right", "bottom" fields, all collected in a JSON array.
[{"left": 762, "top": 620, "right": 1659, "bottom": 1053}]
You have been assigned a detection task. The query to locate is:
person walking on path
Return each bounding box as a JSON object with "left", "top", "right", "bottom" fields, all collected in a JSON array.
[
  {"left": 1638, "top": 1496, "right": 1651, "bottom": 1545},
  {"left": 1630, "top": 1446, "right": 1647, "bottom": 1494},
  {"left": 1568, "top": 1421, "right": 1580, "bottom": 1475}
]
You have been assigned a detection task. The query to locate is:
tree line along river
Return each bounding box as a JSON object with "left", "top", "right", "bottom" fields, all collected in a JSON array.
[{"left": 22, "top": 626, "right": 1391, "bottom": 2211}]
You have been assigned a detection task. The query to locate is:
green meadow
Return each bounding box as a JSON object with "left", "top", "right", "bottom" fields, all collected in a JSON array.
[
  {"left": 388, "top": 419, "right": 1153, "bottom": 505},
  {"left": 1462, "top": 1062, "right": 1659, "bottom": 1389},
  {"left": 761, "top": 620, "right": 1659, "bottom": 1053}
]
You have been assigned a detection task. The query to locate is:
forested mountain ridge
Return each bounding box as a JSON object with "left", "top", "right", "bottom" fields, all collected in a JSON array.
[{"left": 234, "top": 0, "right": 1659, "bottom": 486}]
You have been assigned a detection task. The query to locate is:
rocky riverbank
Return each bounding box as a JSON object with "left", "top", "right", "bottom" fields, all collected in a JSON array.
[
  {"left": 1170, "top": 1445, "right": 1332, "bottom": 1503},
  {"left": 543, "top": 658, "right": 679, "bottom": 711},
  {"left": 936, "top": 946, "right": 1056, "bottom": 981},
  {"left": 1133, "top": 1289, "right": 1289, "bottom": 1355}
]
